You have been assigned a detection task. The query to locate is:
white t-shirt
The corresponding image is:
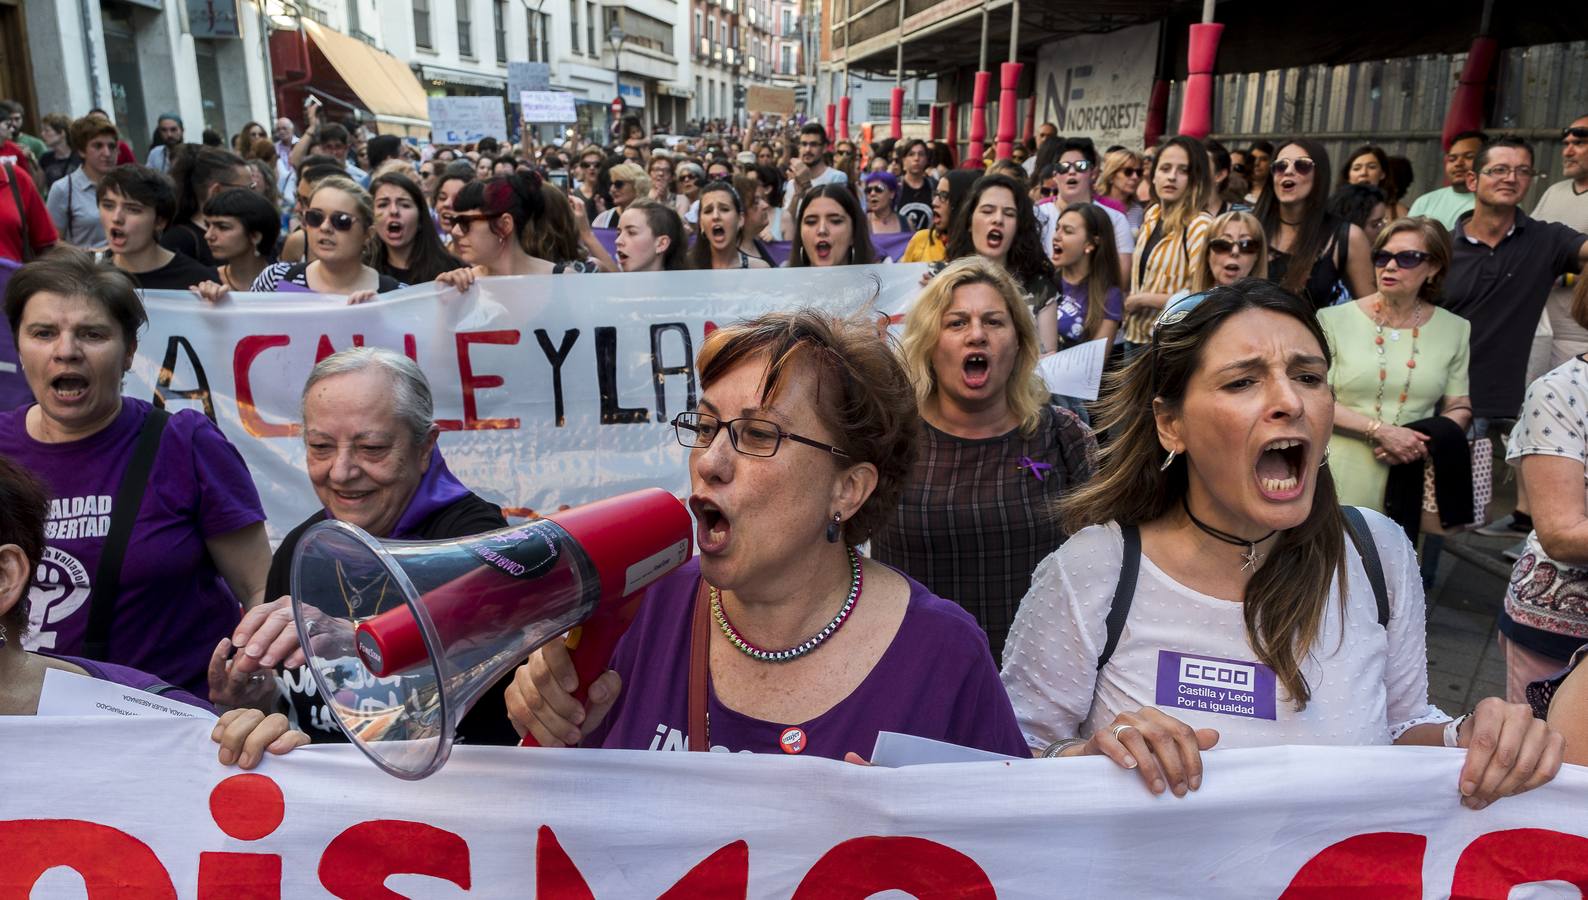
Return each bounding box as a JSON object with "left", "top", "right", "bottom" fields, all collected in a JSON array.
[
  {"left": 783, "top": 165, "right": 850, "bottom": 210},
  {"left": 1036, "top": 199, "right": 1133, "bottom": 263},
  {"left": 1531, "top": 179, "right": 1588, "bottom": 362},
  {"left": 1000, "top": 508, "right": 1448, "bottom": 751}
]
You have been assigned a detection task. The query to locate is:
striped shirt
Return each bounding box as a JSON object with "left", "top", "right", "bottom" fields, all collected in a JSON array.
[{"left": 1123, "top": 206, "right": 1213, "bottom": 343}]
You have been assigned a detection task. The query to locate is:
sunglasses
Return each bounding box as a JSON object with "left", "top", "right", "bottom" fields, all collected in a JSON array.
[
  {"left": 611, "top": 180, "right": 629, "bottom": 189},
  {"left": 1039, "top": 187, "right": 1059, "bottom": 197},
  {"left": 303, "top": 209, "right": 358, "bottom": 231},
  {"left": 1053, "top": 160, "right": 1091, "bottom": 174},
  {"left": 1120, "top": 167, "right": 1141, "bottom": 178},
  {"left": 1156, "top": 289, "right": 1214, "bottom": 331},
  {"left": 1372, "top": 249, "right": 1430, "bottom": 269},
  {"left": 1271, "top": 158, "right": 1316, "bottom": 176},
  {"left": 1207, "top": 238, "right": 1260, "bottom": 255},
  {"left": 1563, "top": 127, "right": 1588, "bottom": 141},
  {"left": 863, "top": 184, "right": 888, "bottom": 194},
  {"left": 449, "top": 212, "right": 494, "bottom": 231}
]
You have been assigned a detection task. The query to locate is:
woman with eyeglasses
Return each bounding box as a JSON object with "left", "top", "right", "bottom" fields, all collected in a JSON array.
[
  {"left": 573, "top": 145, "right": 606, "bottom": 224},
  {"left": 1317, "top": 217, "right": 1470, "bottom": 517},
  {"left": 1122, "top": 135, "right": 1215, "bottom": 355},
  {"left": 435, "top": 172, "right": 592, "bottom": 292},
  {"left": 1047, "top": 203, "right": 1124, "bottom": 353},
  {"left": 862, "top": 171, "right": 903, "bottom": 235},
  {"left": 901, "top": 170, "right": 978, "bottom": 265},
  {"left": 249, "top": 177, "right": 399, "bottom": 302},
  {"left": 1255, "top": 139, "right": 1375, "bottom": 309},
  {"left": 1341, "top": 145, "right": 1408, "bottom": 220},
  {"left": 504, "top": 310, "right": 1029, "bottom": 759},
  {"left": 790, "top": 183, "right": 874, "bottom": 267},
  {"left": 689, "top": 181, "right": 769, "bottom": 270},
  {"left": 1000, "top": 278, "right": 1562, "bottom": 809},
  {"left": 1191, "top": 210, "right": 1268, "bottom": 291},
  {"left": 874, "top": 258, "right": 1096, "bottom": 664}
]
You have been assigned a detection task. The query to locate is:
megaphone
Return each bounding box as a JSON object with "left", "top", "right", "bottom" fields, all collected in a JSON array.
[{"left": 290, "top": 488, "right": 692, "bottom": 779}]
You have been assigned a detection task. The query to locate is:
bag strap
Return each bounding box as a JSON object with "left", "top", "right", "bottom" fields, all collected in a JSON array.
[
  {"left": 82, "top": 407, "right": 170, "bottom": 661},
  {"left": 686, "top": 576, "right": 711, "bottom": 752},
  {"left": 1341, "top": 505, "right": 1390, "bottom": 628},
  {"left": 1096, "top": 524, "right": 1142, "bottom": 670},
  {"left": 4, "top": 164, "right": 32, "bottom": 262}
]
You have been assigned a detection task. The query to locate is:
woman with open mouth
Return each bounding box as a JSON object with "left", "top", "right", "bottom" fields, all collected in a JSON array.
[
  {"left": 935, "top": 173, "right": 1054, "bottom": 314},
  {"left": 790, "top": 183, "right": 875, "bottom": 268},
  {"left": 901, "top": 170, "right": 978, "bottom": 265},
  {"left": 505, "top": 310, "right": 1030, "bottom": 760},
  {"left": 873, "top": 257, "right": 1096, "bottom": 664},
  {"left": 862, "top": 171, "right": 903, "bottom": 235},
  {"left": 249, "top": 176, "right": 400, "bottom": 303},
  {"left": 1254, "top": 138, "right": 1375, "bottom": 309},
  {"left": 434, "top": 172, "right": 596, "bottom": 292},
  {"left": 1001, "top": 279, "right": 1561, "bottom": 811},
  {"left": 366, "top": 172, "right": 460, "bottom": 285},
  {"left": 614, "top": 198, "right": 688, "bottom": 272},
  {"left": 1045, "top": 202, "right": 1125, "bottom": 356},
  {"left": 429, "top": 162, "right": 474, "bottom": 246},
  {"left": 1122, "top": 135, "right": 1215, "bottom": 358},
  {"left": 686, "top": 181, "right": 769, "bottom": 270}
]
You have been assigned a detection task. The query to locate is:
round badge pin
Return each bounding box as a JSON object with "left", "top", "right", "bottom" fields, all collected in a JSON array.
[{"left": 779, "top": 727, "right": 807, "bottom": 755}]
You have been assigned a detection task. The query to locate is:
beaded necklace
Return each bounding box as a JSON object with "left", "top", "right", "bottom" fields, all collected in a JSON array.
[
  {"left": 710, "top": 546, "right": 862, "bottom": 663},
  {"left": 1371, "top": 296, "right": 1422, "bottom": 426}
]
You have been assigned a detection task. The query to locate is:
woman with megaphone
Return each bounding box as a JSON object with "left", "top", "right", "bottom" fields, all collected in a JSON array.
[{"left": 506, "top": 310, "right": 1031, "bottom": 760}]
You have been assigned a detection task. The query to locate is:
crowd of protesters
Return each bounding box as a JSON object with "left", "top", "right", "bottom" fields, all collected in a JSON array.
[{"left": 1, "top": 90, "right": 1586, "bottom": 806}]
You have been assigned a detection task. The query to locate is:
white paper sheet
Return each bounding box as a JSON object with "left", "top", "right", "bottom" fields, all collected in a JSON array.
[
  {"left": 1037, "top": 338, "right": 1109, "bottom": 401},
  {"left": 869, "top": 731, "right": 1020, "bottom": 767},
  {"left": 36, "top": 668, "right": 216, "bottom": 720}
]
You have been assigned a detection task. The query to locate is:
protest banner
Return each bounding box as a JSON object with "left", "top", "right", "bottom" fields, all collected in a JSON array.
[
  {"left": 427, "top": 97, "right": 510, "bottom": 145},
  {"left": 587, "top": 229, "right": 917, "bottom": 267},
  {"left": 6, "top": 717, "right": 1587, "bottom": 897},
  {"left": 133, "top": 267, "right": 924, "bottom": 536},
  {"left": 1033, "top": 23, "right": 1159, "bottom": 151},
  {"left": 522, "top": 91, "right": 578, "bottom": 124}
]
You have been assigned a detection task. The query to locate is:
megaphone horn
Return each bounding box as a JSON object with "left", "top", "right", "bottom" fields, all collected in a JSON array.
[{"left": 290, "top": 488, "right": 693, "bottom": 779}]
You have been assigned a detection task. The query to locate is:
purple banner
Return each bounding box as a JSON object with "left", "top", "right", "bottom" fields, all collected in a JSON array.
[
  {"left": 591, "top": 228, "right": 917, "bottom": 268},
  {"left": 0, "top": 258, "right": 30, "bottom": 412},
  {"left": 1153, "top": 649, "right": 1277, "bottom": 720}
]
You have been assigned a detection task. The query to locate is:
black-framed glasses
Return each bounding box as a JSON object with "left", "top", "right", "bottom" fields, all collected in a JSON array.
[
  {"left": 1271, "top": 157, "right": 1315, "bottom": 176},
  {"left": 1208, "top": 237, "right": 1260, "bottom": 256},
  {"left": 1053, "top": 160, "right": 1092, "bottom": 174},
  {"left": 304, "top": 209, "right": 358, "bottom": 231},
  {"left": 672, "top": 411, "right": 850, "bottom": 459},
  {"left": 611, "top": 180, "right": 629, "bottom": 189},
  {"left": 1372, "top": 249, "right": 1430, "bottom": 269}
]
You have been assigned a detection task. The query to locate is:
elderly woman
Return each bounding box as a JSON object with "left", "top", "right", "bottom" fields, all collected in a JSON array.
[
  {"left": 253, "top": 347, "right": 518, "bottom": 744},
  {"left": 505, "top": 310, "right": 1029, "bottom": 759},
  {"left": 1319, "top": 218, "right": 1470, "bottom": 517},
  {"left": 871, "top": 258, "right": 1095, "bottom": 663},
  {"left": 0, "top": 249, "right": 271, "bottom": 701},
  {"left": 1000, "top": 279, "right": 1562, "bottom": 811},
  {"left": 0, "top": 454, "right": 305, "bottom": 766}
]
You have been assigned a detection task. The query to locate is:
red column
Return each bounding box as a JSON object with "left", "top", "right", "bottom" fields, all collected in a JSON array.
[
  {"left": 947, "top": 102, "right": 959, "bottom": 163},
  {"left": 1443, "top": 37, "right": 1498, "bottom": 152},
  {"left": 995, "top": 62, "right": 1021, "bottom": 160},
  {"left": 967, "top": 71, "right": 990, "bottom": 167},
  {"left": 928, "top": 104, "right": 942, "bottom": 141},
  {"left": 889, "top": 87, "right": 904, "bottom": 140},
  {"left": 1175, "top": 22, "right": 1224, "bottom": 139},
  {"left": 825, "top": 103, "right": 837, "bottom": 141},
  {"left": 1144, "top": 80, "right": 1169, "bottom": 149},
  {"left": 838, "top": 95, "right": 851, "bottom": 139}
]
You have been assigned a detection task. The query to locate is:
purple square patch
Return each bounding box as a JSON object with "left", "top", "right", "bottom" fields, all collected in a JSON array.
[{"left": 1154, "top": 650, "right": 1277, "bottom": 720}]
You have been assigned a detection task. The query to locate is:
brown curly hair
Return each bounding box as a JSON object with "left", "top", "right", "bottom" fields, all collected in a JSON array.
[{"left": 696, "top": 309, "right": 918, "bottom": 545}]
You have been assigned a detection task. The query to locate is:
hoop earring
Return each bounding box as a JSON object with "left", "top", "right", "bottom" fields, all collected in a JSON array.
[
  {"left": 1160, "top": 449, "right": 1178, "bottom": 472},
  {"left": 825, "top": 513, "right": 842, "bottom": 543}
]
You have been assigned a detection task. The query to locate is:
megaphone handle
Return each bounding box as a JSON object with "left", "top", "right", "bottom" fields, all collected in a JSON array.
[{"left": 518, "top": 590, "right": 647, "bottom": 747}]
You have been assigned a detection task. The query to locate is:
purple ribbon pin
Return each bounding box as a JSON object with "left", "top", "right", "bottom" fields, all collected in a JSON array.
[{"left": 1017, "top": 457, "right": 1053, "bottom": 481}]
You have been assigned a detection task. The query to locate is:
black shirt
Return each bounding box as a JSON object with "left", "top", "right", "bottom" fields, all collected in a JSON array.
[
  {"left": 1443, "top": 210, "right": 1586, "bottom": 419},
  {"left": 160, "top": 220, "right": 218, "bottom": 267},
  {"left": 113, "top": 250, "right": 219, "bottom": 291},
  {"left": 896, "top": 175, "right": 936, "bottom": 234},
  {"left": 38, "top": 151, "right": 80, "bottom": 193},
  {"left": 264, "top": 492, "right": 519, "bottom": 745}
]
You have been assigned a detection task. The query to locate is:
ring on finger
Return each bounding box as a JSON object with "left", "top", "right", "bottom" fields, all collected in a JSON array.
[{"left": 1111, "top": 723, "right": 1137, "bottom": 740}]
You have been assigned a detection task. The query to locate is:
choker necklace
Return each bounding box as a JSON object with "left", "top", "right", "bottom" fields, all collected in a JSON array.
[
  {"left": 711, "top": 545, "right": 862, "bottom": 663},
  {"left": 1182, "top": 495, "right": 1276, "bottom": 573}
]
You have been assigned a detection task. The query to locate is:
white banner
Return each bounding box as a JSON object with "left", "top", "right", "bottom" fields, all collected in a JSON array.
[
  {"left": 134, "top": 267, "right": 922, "bottom": 537},
  {"left": 8, "top": 718, "right": 1588, "bottom": 897},
  {"left": 1033, "top": 23, "right": 1159, "bottom": 151}
]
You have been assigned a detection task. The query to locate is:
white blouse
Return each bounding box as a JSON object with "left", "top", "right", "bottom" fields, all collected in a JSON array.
[{"left": 1000, "top": 507, "right": 1450, "bottom": 751}]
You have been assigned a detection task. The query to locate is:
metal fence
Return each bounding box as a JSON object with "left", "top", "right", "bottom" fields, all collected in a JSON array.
[{"left": 1168, "top": 39, "right": 1588, "bottom": 210}]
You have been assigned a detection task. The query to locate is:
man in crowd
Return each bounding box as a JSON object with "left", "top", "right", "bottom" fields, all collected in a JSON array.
[
  {"left": 1, "top": 100, "right": 47, "bottom": 161},
  {"left": 1409, "top": 130, "right": 1486, "bottom": 229},
  {"left": 0, "top": 102, "right": 39, "bottom": 183},
  {"left": 895, "top": 139, "right": 936, "bottom": 234},
  {"left": 45, "top": 115, "right": 120, "bottom": 249},
  {"left": 783, "top": 122, "right": 847, "bottom": 213},
  {"left": 146, "top": 114, "right": 185, "bottom": 173}
]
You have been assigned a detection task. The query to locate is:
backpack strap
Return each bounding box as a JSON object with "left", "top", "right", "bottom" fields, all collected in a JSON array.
[
  {"left": 1096, "top": 523, "right": 1142, "bottom": 670},
  {"left": 4, "top": 164, "right": 32, "bottom": 262},
  {"left": 1341, "top": 505, "right": 1390, "bottom": 628},
  {"left": 82, "top": 407, "right": 170, "bottom": 661}
]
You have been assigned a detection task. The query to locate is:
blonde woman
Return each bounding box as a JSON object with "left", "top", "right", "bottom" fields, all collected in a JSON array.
[
  {"left": 1122, "top": 135, "right": 1215, "bottom": 354},
  {"left": 591, "top": 162, "right": 651, "bottom": 229},
  {"left": 871, "top": 257, "right": 1096, "bottom": 663},
  {"left": 1097, "top": 148, "right": 1146, "bottom": 237},
  {"left": 1191, "top": 210, "right": 1269, "bottom": 291}
]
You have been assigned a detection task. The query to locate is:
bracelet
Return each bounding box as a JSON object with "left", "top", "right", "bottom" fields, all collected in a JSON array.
[
  {"left": 1365, "top": 419, "right": 1383, "bottom": 443},
  {"left": 1040, "top": 737, "right": 1087, "bottom": 758},
  {"left": 1443, "top": 713, "right": 1469, "bottom": 748}
]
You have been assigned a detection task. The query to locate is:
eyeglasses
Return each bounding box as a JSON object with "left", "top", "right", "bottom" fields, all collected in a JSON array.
[
  {"left": 303, "top": 209, "right": 358, "bottom": 231},
  {"left": 575, "top": 160, "right": 596, "bottom": 169},
  {"left": 1479, "top": 165, "right": 1535, "bottom": 180},
  {"left": 1271, "top": 158, "right": 1316, "bottom": 176},
  {"left": 1372, "top": 249, "right": 1430, "bottom": 269},
  {"left": 672, "top": 411, "right": 850, "bottom": 459},
  {"left": 1053, "top": 160, "right": 1092, "bottom": 174},
  {"left": 449, "top": 212, "right": 494, "bottom": 232},
  {"left": 1564, "top": 127, "right": 1588, "bottom": 142},
  {"left": 1207, "top": 238, "right": 1260, "bottom": 256}
]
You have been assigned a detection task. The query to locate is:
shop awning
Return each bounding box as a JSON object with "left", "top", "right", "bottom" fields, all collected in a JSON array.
[{"left": 302, "top": 20, "right": 430, "bottom": 130}]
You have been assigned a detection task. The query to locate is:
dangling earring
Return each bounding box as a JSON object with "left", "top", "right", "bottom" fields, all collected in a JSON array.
[
  {"left": 825, "top": 513, "right": 842, "bottom": 543},
  {"left": 0, "top": 620, "right": 7, "bottom": 649},
  {"left": 1320, "top": 447, "right": 1331, "bottom": 468},
  {"left": 1160, "top": 449, "right": 1178, "bottom": 472}
]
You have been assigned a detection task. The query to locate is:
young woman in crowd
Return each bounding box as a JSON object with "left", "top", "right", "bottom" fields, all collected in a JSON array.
[
  {"left": 1255, "top": 138, "right": 1374, "bottom": 308},
  {"left": 614, "top": 199, "right": 688, "bottom": 272},
  {"left": 161, "top": 146, "right": 255, "bottom": 267},
  {"left": 733, "top": 174, "right": 778, "bottom": 267},
  {"left": 790, "top": 183, "right": 875, "bottom": 268},
  {"left": 251, "top": 176, "right": 401, "bottom": 300},
  {"left": 1327, "top": 183, "right": 1391, "bottom": 248},
  {"left": 1046, "top": 203, "right": 1124, "bottom": 353},
  {"left": 1000, "top": 279, "right": 1563, "bottom": 810},
  {"left": 0, "top": 249, "right": 273, "bottom": 703},
  {"left": 872, "top": 258, "right": 1096, "bottom": 664},
  {"left": 431, "top": 161, "right": 475, "bottom": 243},
  {"left": 367, "top": 171, "right": 461, "bottom": 285},
  {"left": 863, "top": 171, "right": 903, "bottom": 234},
  {"left": 706, "top": 158, "right": 734, "bottom": 183},
  {"left": 942, "top": 173, "right": 1056, "bottom": 314},
  {"left": 196, "top": 187, "right": 279, "bottom": 295},
  {"left": 279, "top": 158, "right": 352, "bottom": 263},
  {"left": 231, "top": 122, "right": 267, "bottom": 156},
  {"left": 436, "top": 173, "right": 590, "bottom": 292},
  {"left": 505, "top": 310, "right": 1030, "bottom": 759},
  {"left": 1122, "top": 135, "right": 1214, "bottom": 354},
  {"left": 901, "top": 170, "right": 978, "bottom": 265},
  {"left": 1192, "top": 210, "right": 1269, "bottom": 290},
  {"left": 1318, "top": 218, "right": 1469, "bottom": 516},
  {"left": 690, "top": 181, "right": 769, "bottom": 271},
  {"left": 750, "top": 163, "right": 792, "bottom": 244},
  {"left": 1341, "top": 145, "right": 1408, "bottom": 219},
  {"left": 1244, "top": 140, "right": 1274, "bottom": 206},
  {"left": 592, "top": 162, "right": 650, "bottom": 229},
  {"left": 95, "top": 165, "right": 219, "bottom": 291}
]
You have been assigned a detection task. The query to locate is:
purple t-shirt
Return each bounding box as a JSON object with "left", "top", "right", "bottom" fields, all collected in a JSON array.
[
  {"left": 1056, "top": 277, "right": 1124, "bottom": 346},
  {"left": 0, "top": 398, "right": 266, "bottom": 699},
  {"left": 41, "top": 651, "right": 214, "bottom": 713},
  {"left": 585, "top": 558, "right": 1029, "bottom": 760}
]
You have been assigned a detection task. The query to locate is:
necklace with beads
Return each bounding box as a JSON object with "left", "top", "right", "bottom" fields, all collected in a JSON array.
[
  {"left": 1371, "top": 296, "right": 1422, "bottom": 426},
  {"left": 710, "top": 546, "right": 862, "bottom": 663}
]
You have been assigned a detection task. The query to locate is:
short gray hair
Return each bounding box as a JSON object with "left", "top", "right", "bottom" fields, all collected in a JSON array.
[{"left": 300, "top": 347, "right": 434, "bottom": 443}]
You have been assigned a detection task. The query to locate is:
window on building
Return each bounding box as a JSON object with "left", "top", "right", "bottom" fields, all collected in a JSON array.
[
  {"left": 708, "top": 17, "right": 715, "bottom": 43},
  {"left": 494, "top": 0, "right": 507, "bottom": 62},
  {"left": 867, "top": 99, "right": 889, "bottom": 119},
  {"left": 781, "top": 44, "right": 792, "bottom": 74},
  {"left": 586, "top": 2, "right": 596, "bottom": 57},
  {"left": 781, "top": 9, "right": 792, "bottom": 35},
  {"left": 694, "top": 10, "right": 703, "bottom": 52},
  {"left": 457, "top": 0, "right": 473, "bottom": 56},
  {"left": 570, "top": 1, "right": 580, "bottom": 54},
  {"left": 413, "top": 0, "right": 432, "bottom": 48}
]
